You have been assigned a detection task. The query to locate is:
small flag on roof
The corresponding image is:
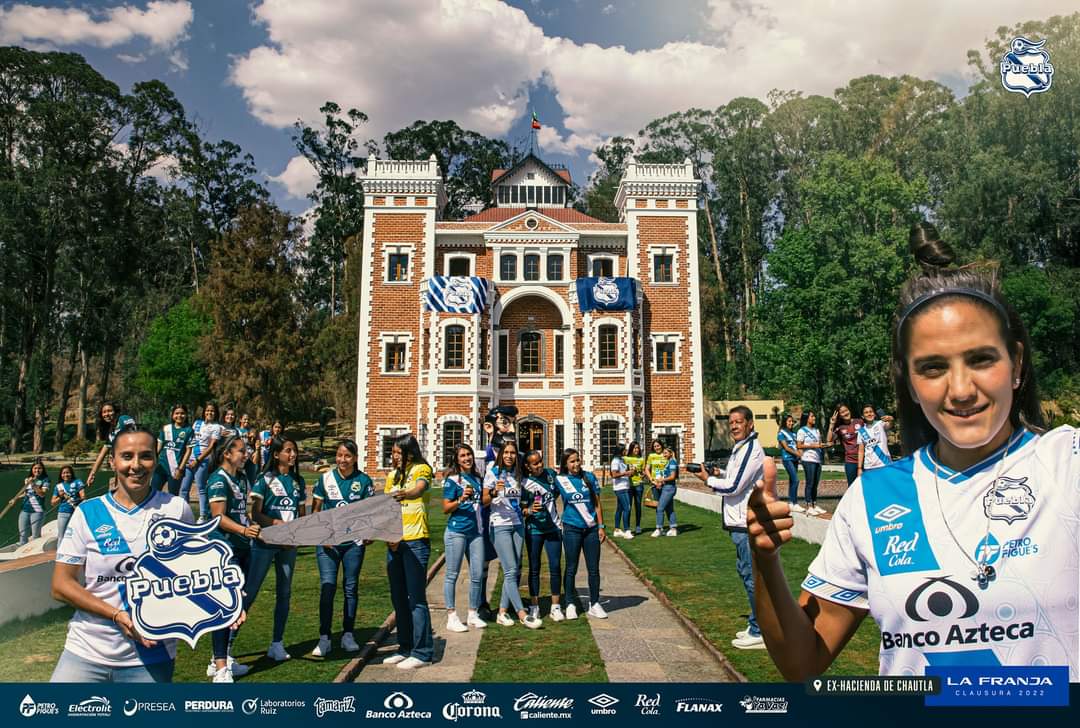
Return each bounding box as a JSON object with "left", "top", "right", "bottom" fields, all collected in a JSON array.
[{"left": 531, "top": 110, "right": 541, "bottom": 130}]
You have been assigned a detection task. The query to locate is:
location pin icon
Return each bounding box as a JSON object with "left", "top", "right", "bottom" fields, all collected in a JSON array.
[{"left": 813, "top": 679, "right": 822, "bottom": 692}]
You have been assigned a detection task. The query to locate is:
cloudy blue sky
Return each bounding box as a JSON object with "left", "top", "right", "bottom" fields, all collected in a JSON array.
[{"left": 1, "top": 0, "right": 1074, "bottom": 215}]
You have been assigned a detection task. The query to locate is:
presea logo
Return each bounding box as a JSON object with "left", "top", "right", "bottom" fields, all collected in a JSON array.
[
  {"left": 739, "top": 696, "right": 789, "bottom": 714},
  {"left": 675, "top": 698, "right": 722, "bottom": 713},
  {"left": 635, "top": 694, "right": 660, "bottom": 716},
  {"left": 587, "top": 694, "right": 618, "bottom": 716},
  {"left": 442, "top": 691, "right": 501, "bottom": 722},
  {"left": 313, "top": 697, "right": 355, "bottom": 718},
  {"left": 122, "top": 699, "right": 176, "bottom": 717},
  {"left": 20, "top": 695, "right": 59, "bottom": 718},
  {"left": 67, "top": 696, "right": 111, "bottom": 718},
  {"left": 365, "top": 692, "right": 431, "bottom": 719},
  {"left": 1000, "top": 37, "right": 1054, "bottom": 96},
  {"left": 513, "top": 693, "right": 574, "bottom": 720}
]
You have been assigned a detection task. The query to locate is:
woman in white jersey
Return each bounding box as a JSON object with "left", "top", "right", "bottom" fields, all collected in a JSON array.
[
  {"left": 51, "top": 428, "right": 245, "bottom": 682},
  {"left": 795, "top": 411, "right": 825, "bottom": 516},
  {"left": 856, "top": 404, "right": 893, "bottom": 477},
  {"left": 747, "top": 223, "right": 1079, "bottom": 679}
]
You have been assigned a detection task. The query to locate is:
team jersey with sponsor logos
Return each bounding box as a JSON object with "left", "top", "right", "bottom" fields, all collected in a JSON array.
[
  {"left": 106, "top": 415, "right": 136, "bottom": 448},
  {"left": 55, "top": 490, "right": 193, "bottom": 667},
  {"left": 157, "top": 424, "right": 193, "bottom": 474},
  {"left": 803, "top": 426, "right": 1080, "bottom": 678},
  {"left": 858, "top": 420, "right": 892, "bottom": 471},
  {"left": 443, "top": 473, "right": 484, "bottom": 537},
  {"left": 313, "top": 468, "right": 374, "bottom": 546},
  {"left": 522, "top": 467, "right": 562, "bottom": 535},
  {"left": 555, "top": 471, "right": 600, "bottom": 529},
  {"left": 778, "top": 429, "right": 800, "bottom": 462},
  {"left": 21, "top": 476, "right": 49, "bottom": 513},
  {"left": 54, "top": 479, "right": 85, "bottom": 514},
  {"left": 483, "top": 466, "right": 524, "bottom": 528},
  {"left": 251, "top": 472, "right": 306, "bottom": 523},
  {"left": 623, "top": 455, "right": 644, "bottom": 486},
  {"left": 206, "top": 468, "right": 252, "bottom": 552},
  {"left": 191, "top": 419, "right": 224, "bottom": 460},
  {"left": 385, "top": 464, "right": 433, "bottom": 541},
  {"left": 797, "top": 427, "right": 822, "bottom": 464},
  {"left": 645, "top": 453, "right": 667, "bottom": 482}
]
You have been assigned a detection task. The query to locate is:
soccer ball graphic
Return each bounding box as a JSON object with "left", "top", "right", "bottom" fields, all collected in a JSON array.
[{"left": 150, "top": 524, "right": 177, "bottom": 550}]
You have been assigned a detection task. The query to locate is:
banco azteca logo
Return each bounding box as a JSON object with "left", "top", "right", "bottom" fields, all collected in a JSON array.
[
  {"left": 904, "top": 576, "right": 979, "bottom": 622},
  {"left": 385, "top": 692, "right": 413, "bottom": 710}
]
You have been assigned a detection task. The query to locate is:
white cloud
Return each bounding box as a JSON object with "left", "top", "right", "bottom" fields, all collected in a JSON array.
[
  {"left": 269, "top": 155, "right": 319, "bottom": 199},
  {"left": 601, "top": 4, "right": 615, "bottom": 15},
  {"left": 231, "top": 0, "right": 1078, "bottom": 160},
  {"left": 0, "top": 1, "right": 193, "bottom": 69}
]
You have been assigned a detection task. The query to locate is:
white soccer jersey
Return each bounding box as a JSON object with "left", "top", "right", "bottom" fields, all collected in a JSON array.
[
  {"left": 858, "top": 420, "right": 891, "bottom": 470},
  {"left": 56, "top": 490, "right": 194, "bottom": 667},
  {"left": 804, "top": 426, "right": 1080, "bottom": 678}
]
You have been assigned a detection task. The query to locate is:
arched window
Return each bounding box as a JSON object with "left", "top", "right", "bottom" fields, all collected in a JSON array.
[
  {"left": 519, "top": 331, "right": 542, "bottom": 374},
  {"left": 597, "top": 325, "right": 618, "bottom": 369},
  {"left": 444, "top": 325, "right": 465, "bottom": 369},
  {"left": 441, "top": 421, "right": 465, "bottom": 468}
]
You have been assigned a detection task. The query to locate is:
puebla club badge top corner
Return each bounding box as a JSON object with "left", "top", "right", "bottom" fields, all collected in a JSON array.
[{"left": 125, "top": 517, "right": 244, "bottom": 648}]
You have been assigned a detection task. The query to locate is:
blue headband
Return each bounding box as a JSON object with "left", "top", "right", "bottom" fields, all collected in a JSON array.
[{"left": 897, "top": 287, "right": 1009, "bottom": 342}]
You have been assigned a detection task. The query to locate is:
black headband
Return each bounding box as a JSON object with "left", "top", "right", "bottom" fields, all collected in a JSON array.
[{"left": 896, "top": 287, "right": 1008, "bottom": 343}]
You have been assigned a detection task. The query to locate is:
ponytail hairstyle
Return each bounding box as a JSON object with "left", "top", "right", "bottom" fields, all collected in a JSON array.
[
  {"left": 892, "top": 222, "right": 1043, "bottom": 455},
  {"left": 210, "top": 433, "right": 246, "bottom": 474},
  {"left": 391, "top": 433, "right": 428, "bottom": 488}
]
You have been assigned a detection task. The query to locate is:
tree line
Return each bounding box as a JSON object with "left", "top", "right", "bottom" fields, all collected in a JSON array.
[{"left": 2, "top": 12, "right": 1079, "bottom": 454}]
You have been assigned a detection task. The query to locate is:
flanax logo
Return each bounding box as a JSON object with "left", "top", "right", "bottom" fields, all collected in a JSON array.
[{"left": 1000, "top": 37, "right": 1053, "bottom": 96}]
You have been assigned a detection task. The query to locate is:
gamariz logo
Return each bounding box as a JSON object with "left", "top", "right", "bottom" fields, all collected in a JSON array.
[
  {"left": 366, "top": 692, "right": 431, "bottom": 719},
  {"left": 587, "top": 694, "right": 618, "bottom": 716},
  {"left": 442, "top": 690, "right": 501, "bottom": 722},
  {"left": 879, "top": 576, "right": 1035, "bottom": 651},
  {"left": 67, "top": 696, "right": 111, "bottom": 718},
  {"left": 312, "top": 697, "right": 354, "bottom": 718},
  {"left": 19, "top": 695, "right": 59, "bottom": 718},
  {"left": 739, "top": 696, "right": 789, "bottom": 714},
  {"left": 514, "top": 692, "right": 574, "bottom": 720},
  {"left": 675, "top": 698, "right": 722, "bottom": 714},
  {"left": 635, "top": 694, "right": 660, "bottom": 716}
]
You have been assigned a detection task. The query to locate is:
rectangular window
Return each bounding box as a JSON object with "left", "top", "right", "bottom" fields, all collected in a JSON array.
[
  {"left": 500, "top": 254, "right": 516, "bottom": 281},
  {"left": 554, "top": 333, "right": 564, "bottom": 374},
  {"left": 527, "top": 185, "right": 535, "bottom": 203},
  {"left": 656, "top": 341, "right": 676, "bottom": 372},
  {"left": 555, "top": 424, "right": 565, "bottom": 459},
  {"left": 523, "top": 254, "right": 541, "bottom": 281},
  {"left": 444, "top": 325, "right": 465, "bottom": 369},
  {"left": 479, "top": 328, "right": 489, "bottom": 370},
  {"left": 498, "top": 332, "right": 509, "bottom": 375},
  {"left": 575, "top": 329, "right": 583, "bottom": 369},
  {"left": 385, "top": 342, "right": 406, "bottom": 372},
  {"left": 442, "top": 422, "right": 465, "bottom": 469},
  {"left": 555, "top": 187, "right": 564, "bottom": 205},
  {"left": 598, "top": 325, "right": 618, "bottom": 369},
  {"left": 447, "top": 257, "right": 471, "bottom": 276},
  {"left": 574, "top": 423, "right": 584, "bottom": 453},
  {"left": 520, "top": 332, "right": 541, "bottom": 374},
  {"left": 511, "top": 186, "right": 519, "bottom": 204},
  {"left": 632, "top": 326, "right": 640, "bottom": 369},
  {"left": 653, "top": 254, "right": 674, "bottom": 283},
  {"left": 388, "top": 253, "right": 408, "bottom": 282},
  {"left": 547, "top": 254, "right": 563, "bottom": 281},
  {"left": 543, "top": 186, "right": 552, "bottom": 204},
  {"left": 381, "top": 428, "right": 407, "bottom": 469},
  {"left": 599, "top": 421, "right": 620, "bottom": 464},
  {"left": 592, "top": 258, "right": 614, "bottom": 277}
]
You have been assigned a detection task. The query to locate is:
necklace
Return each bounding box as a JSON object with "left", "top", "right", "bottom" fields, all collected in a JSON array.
[{"left": 932, "top": 441, "right": 1011, "bottom": 590}]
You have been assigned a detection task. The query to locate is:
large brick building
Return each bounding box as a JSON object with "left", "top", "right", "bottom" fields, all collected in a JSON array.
[{"left": 353, "top": 152, "right": 704, "bottom": 473}]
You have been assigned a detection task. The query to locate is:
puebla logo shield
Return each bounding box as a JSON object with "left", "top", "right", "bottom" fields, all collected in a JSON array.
[
  {"left": 1000, "top": 37, "right": 1053, "bottom": 97},
  {"left": 593, "top": 276, "right": 619, "bottom": 305},
  {"left": 983, "top": 476, "right": 1035, "bottom": 525},
  {"left": 126, "top": 517, "right": 244, "bottom": 646},
  {"left": 445, "top": 277, "right": 473, "bottom": 307}
]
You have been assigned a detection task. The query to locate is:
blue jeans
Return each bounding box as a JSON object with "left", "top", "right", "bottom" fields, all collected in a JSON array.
[
  {"left": 490, "top": 524, "right": 525, "bottom": 613},
  {"left": 18, "top": 511, "right": 43, "bottom": 544},
  {"left": 387, "top": 539, "right": 433, "bottom": 662},
  {"left": 629, "top": 485, "right": 643, "bottom": 528},
  {"left": 730, "top": 530, "right": 759, "bottom": 636},
  {"left": 212, "top": 548, "right": 251, "bottom": 660},
  {"left": 526, "top": 528, "right": 562, "bottom": 599},
  {"left": 443, "top": 529, "right": 484, "bottom": 612},
  {"left": 177, "top": 464, "right": 196, "bottom": 507},
  {"left": 316, "top": 542, "right": 366, "bottom": 635},
  {"left": 844, "top": 462, "right": 859, "bottom": 486},
  {"left": 655, "top": 485, "right": 677, "bottom": 529},
  {"left": 192, "top": 460, "right": 212, "bottom": 519},
  {"left": 803, "top": 462, "right": 821, "bottom": 504},
  {"left": 613, "top": 489, "right": 631, "bottom": 531},
  {"left": 782, "top": 459, "right": 800, "bottom": 505},
  {"left": 562, "top": 523, "right": 600, "bottom": 607},
  {"left": 51, "top": 649, "right": 174, "bottom": 683},
  {"left": 245, "top": 543, "right": 297, "bottom": 643},
  {"left": 56, "top": 512, "right": 73, "bottom": 544}
]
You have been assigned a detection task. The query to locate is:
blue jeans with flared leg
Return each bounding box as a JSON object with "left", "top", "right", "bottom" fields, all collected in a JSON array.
[{"left": 386, "top": 539, "right": 433, "bottom": 662}]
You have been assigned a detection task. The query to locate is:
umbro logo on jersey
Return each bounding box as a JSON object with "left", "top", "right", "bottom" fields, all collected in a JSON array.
[
  {"left": 94, "top": 524, "right": 114, "bottom": 535},
  {"left": 874, "top": 504, "right": 911, "bottom": 523}
]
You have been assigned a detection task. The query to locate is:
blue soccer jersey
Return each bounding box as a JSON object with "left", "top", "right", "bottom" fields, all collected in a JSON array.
[
  {"left": 157, "top": 424, "right": 193, "bottom": 475},
  {"left": 54, "top": 479, "right": 85, "bottom": 514},
  {"left": 251, "top": 472, "right": 306, "bottom": 522},
  {"left": 858, "top": 420, "right": 892, "bottom": 471},
  {"left": 804, "top": 426, "right": 1080, "bottom": 677},
  {"left": 21, "top": 477, "right": 49, "bottom": 513},
  {"left": 555, "top": 471, "right": 600, "bottom": 529}
]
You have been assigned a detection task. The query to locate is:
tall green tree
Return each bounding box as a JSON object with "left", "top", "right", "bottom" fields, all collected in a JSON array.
[{"left": 134, "top": 298, "right": 212, "bottom": 409}]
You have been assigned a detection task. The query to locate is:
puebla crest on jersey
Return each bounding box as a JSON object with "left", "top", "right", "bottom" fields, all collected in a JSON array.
[
  {"left": 1000, "top": 37, "right": 1053, "bottom": 97},
  {"left": 445, "top": 277, "right": 473, "bottom": 307},
  {"left": 593, "top": 276, "right": 619, "bottom": 304},
  {"left": 126, "top": 517, "right": 243, "bottom": 647},
  {"left": 983, "top": 476, "right": 1035, "bottom": 524}
]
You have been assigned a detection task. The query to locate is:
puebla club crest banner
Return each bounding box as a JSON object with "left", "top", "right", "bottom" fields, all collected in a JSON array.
[
  {"left": 424, "top": 276, "right": 490, "bottom": 314},
  {"left": 575, "top": 276, "right": 637, "bottom": 312}
]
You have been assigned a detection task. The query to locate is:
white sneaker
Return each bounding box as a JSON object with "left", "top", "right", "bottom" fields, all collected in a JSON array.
[
  {"left": 205, "top": 658, "right": 217, "bottom": 677},
  {"left": 496, "top": 612, "right": 515, "bottom": 627},
  {"left": 230, "top": 660, "right": 249, "bottom": 677},
  {"left": 731, "top": 634, "right": 766, "bottom": 650},
  {"left": 267, "top": 641, "right": 290, "bottom": 662},
  {"left": 341, "top": 632, "right": 360, "bottom": 652},
  {"left": 446, "top": 613, "right": 468, "bottom": 633},
  {"left": 396, "top": 656, "right": 431, "bottom": 670},
  {"left": 311, "top": 635, "right": 331, "bottom": 657},
  {"left": 211, "top": 666, "right": 233, "bottom": 683},
  {"left": 624, "top": 531, "right": 634, "bottom": 540},
  {"left": 528, "top": 605, "right": 540, "bottom": 620},
  {"left": 666, "top": 528, "right": 678, "bottom": 537},
  {"left": 549, "top": 604, "right": 565, "bottom": 622},
  {"left": 735, "top": 628, "right": 750, "bottom": 640},
  {"left": 587, "top": 602, "right": 608, "bottom": 619},
  {"left": 565, "top": 604, "right": 578, "bottom": 620},
  {"left": 383, "top": 653, "right": 408, "bottom": 665},
  {"left": 651, "top": 529, "right": 662, "bottom": 538},
  {"left": 467, "top": 611, "right": 488, "bottom": 629},
  {"left": 809, "top": 505, "right": 826, "bottom": 516},
  {"left": 790, "top": 503, "right": 806, "bottom": 513},
  {"left": 613, "top": 528, "right": 624, "bottom": 538},
  {"left": 522, "top": 615, "right": 543, "bottom": 629}
]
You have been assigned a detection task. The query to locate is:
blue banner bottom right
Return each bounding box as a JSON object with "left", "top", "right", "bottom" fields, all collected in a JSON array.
[{"left": 7, "top": 681, "right": 1076, "bottom": 727}]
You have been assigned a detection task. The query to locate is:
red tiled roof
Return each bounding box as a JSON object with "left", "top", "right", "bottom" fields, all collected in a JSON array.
[
  {"left": 463, "top": 207, "right": 605, "bottom": 224},
  {"left": 555, "top": 169, "right": 572, "bottom": 183},
  {"left": 491, "top": 169, "right": 505, "bottom": 181}
]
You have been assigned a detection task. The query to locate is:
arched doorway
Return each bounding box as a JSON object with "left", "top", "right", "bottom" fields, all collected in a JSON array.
[{"left": 518, "top": 417, "right": 546, "bottom": 460}]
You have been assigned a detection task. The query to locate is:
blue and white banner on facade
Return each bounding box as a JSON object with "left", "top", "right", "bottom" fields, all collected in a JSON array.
[
  {"left": 575, "top": 276, "right": 637, "bottom": 312},
  {"left": 423, "top": 276, "right": 490, "bottom": 314}
]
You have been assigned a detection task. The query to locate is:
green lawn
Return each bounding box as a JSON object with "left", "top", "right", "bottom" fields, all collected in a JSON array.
[
  {"left": 599, "top": 490, "right": 881, "bottom": 681},
  {"left": 0, "top": 474, "right": 449, "bottom": 683}
]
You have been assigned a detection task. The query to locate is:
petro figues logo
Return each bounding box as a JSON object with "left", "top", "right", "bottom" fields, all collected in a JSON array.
[
  {"left": 1000, "top": 37, "right": 1053, "bottom": 96},
  {"left": 126, "top": 517, "right": 244, "bottom": 645}
]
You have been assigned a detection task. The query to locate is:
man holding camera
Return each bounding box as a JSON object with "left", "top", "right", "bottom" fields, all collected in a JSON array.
[{"left": 689, "top": 405, "right": 766, "bottom": 650}]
